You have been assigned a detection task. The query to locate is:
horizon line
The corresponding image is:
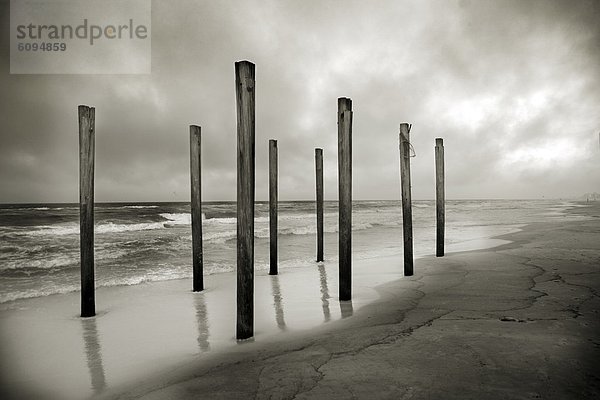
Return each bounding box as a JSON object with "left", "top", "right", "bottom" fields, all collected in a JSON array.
[{"left": 0, "top": 197, "right": 585, "bottom": 206}]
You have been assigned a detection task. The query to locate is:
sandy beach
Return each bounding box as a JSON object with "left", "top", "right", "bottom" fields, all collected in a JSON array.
[
  {"left": 101, "top": 203, "right": 599, "bottom": 400},
  {"left": 1, "top": 202, "right": 597, "bottom": 399}
]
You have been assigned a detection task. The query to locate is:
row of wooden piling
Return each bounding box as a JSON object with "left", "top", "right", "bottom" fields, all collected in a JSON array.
[{"left": 77, "top": 60, "right": 446, "bottom": 341}]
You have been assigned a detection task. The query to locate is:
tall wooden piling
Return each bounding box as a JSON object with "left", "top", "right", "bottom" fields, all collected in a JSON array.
[
  {"left": 269, "top": 139, "right": 278, "bottom": 275},
  {"left": 79, "top": 105, "right": 95, "bottom": 317},
  {"left": 338, "top": 98, "right": 353, "bottom": 301},
  {"left": 235, "top": 60, "right": 256, "bottom": 340},
  {"left": 315, "top": 148, "right": 324, "bottom": 262},
  {"left": 190, "top": 125, "right": 203, "bottom": 291},
  {"left": 435, "top": 138, "right": 445, "bottom": 257},
  {"left": 399, "top": 123, "right": 413, "bottom": 276}
]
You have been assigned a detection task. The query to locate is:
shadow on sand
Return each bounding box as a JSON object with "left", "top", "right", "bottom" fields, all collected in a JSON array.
[
  {"left": 318, "top": 263, "right": 331, "bottom": 322},
  {"left": 270, "top": 275, "right": 287, "bottom": 330},
  {"left": 81, "top": 317, "right": 106, "bottom": 394},
  {"left": 194, "top": 293, "right": 211, "bottom": 352}
]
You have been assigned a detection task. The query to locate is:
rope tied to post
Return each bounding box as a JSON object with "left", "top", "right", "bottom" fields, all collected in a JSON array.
[{"left": 400, "top": 124, "right": 416, "bottom": 158}]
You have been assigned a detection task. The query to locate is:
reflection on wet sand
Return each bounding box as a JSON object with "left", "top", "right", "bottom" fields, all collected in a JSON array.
[
  {"left": 81, "top": 317, "right": 106, "bottom": 394},
  {"left": 317, "top": 263, "right": 331, "bottom": 322},
  {"left": 270, "top": 275, "right": 286, "bottom": 330},
  {"left": 340, "top": 300, "right": 353, "bottom": 319},
  {"left": 194, "top": 293, "right": 210, "bottom": 352}
]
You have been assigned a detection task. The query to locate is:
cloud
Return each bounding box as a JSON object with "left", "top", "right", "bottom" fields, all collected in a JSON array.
[{"left": 0, "top": 0, "right": 598, "bottom": 202}]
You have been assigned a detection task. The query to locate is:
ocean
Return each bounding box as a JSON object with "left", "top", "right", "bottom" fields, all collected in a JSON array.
[{"left": 0, "top": 199, "right": 579, "bottom": 304}]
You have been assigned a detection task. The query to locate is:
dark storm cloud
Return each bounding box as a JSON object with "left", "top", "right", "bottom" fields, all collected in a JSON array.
[{"left": 1, "top": 0, "right": 598, "bottom": 202}]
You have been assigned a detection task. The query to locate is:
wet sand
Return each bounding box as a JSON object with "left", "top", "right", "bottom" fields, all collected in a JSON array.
[
  {"left": 1, "top": 226, "right": 510, "bottom": 399},
  {"left": 1, "top": 203, "right": 598, "bottom": 399},
  {"left": 97, "top": 203, "right": 600, "bottom": 399}
]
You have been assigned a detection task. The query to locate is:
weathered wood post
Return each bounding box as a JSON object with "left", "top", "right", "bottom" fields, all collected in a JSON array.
[
  {"left": 338, "top": 98, "right": 353, "bottom": 301},
  {"left": 315, "top": 148, "right": 324, "bottom": 262},
  {"left": 399, "top": 123, "right": 414, "bottom": 276},
  {"left": 340, "top": 300, "right": 353, "bottom": 319},
  {"left": 435, "top": 138, "right": 445, "bottom": 257},
  {"left": 79, "top": 105, "right": 95, "bottom": 318},
  {"left": 235, "top": 60, "right": 255, "bottom": 340},
  {"left": 190, "top": 125, "right": 204, "bottom": 291},
  {"left": 269, "top": 139, "right": 278, "bottom": 275}
]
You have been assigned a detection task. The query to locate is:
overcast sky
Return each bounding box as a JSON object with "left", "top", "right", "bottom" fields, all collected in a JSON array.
[{"left": 1, "top": 0, "right": 599, "bottom": 203}]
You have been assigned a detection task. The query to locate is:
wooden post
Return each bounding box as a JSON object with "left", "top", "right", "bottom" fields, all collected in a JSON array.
[
  {"left": 338, "top": 98, "right": 352, "bottom": 301},
  {"left": 235, "top": 60, "right": 255, "bottom": 340},
  {"left": 315, "top": 148, "right": 324, "bottom": 262},
  {"left": 340, "top": 300, "right": 354, "bottom": 319},
  {"left": 399, "top": 123, "right": 413, "bottom": 276},
  {"left": 269, "top": 139, "right": 278, "bottom": 275},
  {"left": 190, "top": 125, "right": 203, "bottom": 291},
  {"left": 435, "top": 138, "right": 445, "bottom": 257},
  {"left": 79, "top": 105, "right": 95, "bottom": 318}
]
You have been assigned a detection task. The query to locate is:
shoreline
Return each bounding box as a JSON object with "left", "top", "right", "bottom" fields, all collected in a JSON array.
[
  {"left": 1, "top": 203, "right": 598, "bottom": 399},
  {"left": 1, "top": 198, "right": 571, "bottom": 305},
  {"left": 0, "top": 218, "right": 524, "bottom": 307}
]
